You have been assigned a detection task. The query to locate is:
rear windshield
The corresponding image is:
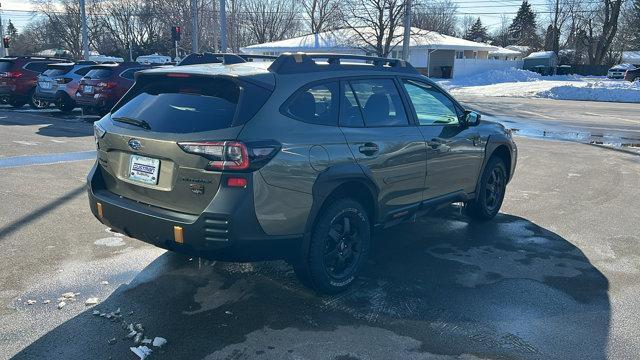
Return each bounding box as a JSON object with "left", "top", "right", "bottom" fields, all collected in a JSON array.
[
  {"left": 0, "top": 61, "right": 13, "bottom": 72},
  {"left": 85, "top": 68, "right": 113, "bottom": 79},
  {"left": 43, "top": 68, "right": 71, "bottom": 77},
  {"left": 111, "top": 76, "right": 271, "bottom": 133}
]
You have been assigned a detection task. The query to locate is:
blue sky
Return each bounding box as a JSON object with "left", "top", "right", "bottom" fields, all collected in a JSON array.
[{"left": 2, "top": 0, "right": 554, "bottom": 33}]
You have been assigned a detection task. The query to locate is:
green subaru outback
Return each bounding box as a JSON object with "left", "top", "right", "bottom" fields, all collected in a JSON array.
[{"left": 88, "top": 53, "right": 517, "bottom": 294}]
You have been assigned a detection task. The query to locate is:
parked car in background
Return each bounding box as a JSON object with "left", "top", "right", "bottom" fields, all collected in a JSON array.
[
  {"left": 0, "top": 56, "right": 70, "bottom": 108},
  {"left": 608, "top": 63, "right": 636, "bottom": 79},
  {"left": 35, "top": 61, "right": 98, "bottom": 112},
  {"left": 624, "top": 67, "right": 640, "bottom": 82},
  {"left": 135, "top": 54, "right": 172, "bottom": 65},
  {"left": 76, "top": 62, "right": 154, "bottom": 116}
]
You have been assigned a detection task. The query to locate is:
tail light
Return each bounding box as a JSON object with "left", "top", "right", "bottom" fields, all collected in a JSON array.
[
  {"left": 178, "top": 140, "right": 280, "bottom": 172},
  {"left": 57, "top": 77, "right": 73, "bottom": 84},
  {"left": 97, "top": 81, "right": 117, "bottom": 89},
  {"left": 0, "top": 71, "right": 22, "bottom": 78}
]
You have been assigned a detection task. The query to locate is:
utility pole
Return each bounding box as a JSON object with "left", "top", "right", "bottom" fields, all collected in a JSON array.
[
  {"left": 402, "top": 0, "right": 411, "bottom": 61},
  {"left": 552, "top": 0, "right": 560, "bottom": 55},
  {"left": 0, "top": 2, "right": 7, "bottom": 57},
  {"left": 80, "top": 0, "right": 90, "bottom": 60},
  {"left": 220, "top": 0, "right": 227, "bottom": 52},
  {"left": 191, "top": 0, "right": 198, "bottom": 53}
]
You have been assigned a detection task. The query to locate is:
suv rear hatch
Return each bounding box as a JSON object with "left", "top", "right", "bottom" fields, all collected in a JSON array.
[
  {"left": 0, "top": 59, "right": 17, "bottom": 91},
  {"left": 38, "top": 64, "right": 73, "bottom": 94},
  {"left": 97, "top": 71, "right": 273, "bottom": 215},
  {"left": 79, "top": 66, "right": 116, "bottom": 97}
]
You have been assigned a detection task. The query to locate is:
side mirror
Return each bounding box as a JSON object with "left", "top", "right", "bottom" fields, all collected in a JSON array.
[{"left": 463, "top": 111, "right": 481, "bottom": 126}]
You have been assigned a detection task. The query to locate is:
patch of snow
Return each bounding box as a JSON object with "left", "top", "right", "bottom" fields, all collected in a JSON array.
[
  {"left": 152, "top": 337, "right": 167, "bottom": 347},
  {"left": 130, "top": 346, "right": 152, "bottom": 360},
  {"left": 439, "top": 68, "right": 640, "bottom": 103},
  {"left": 85, "top": 297, "right": 99, "bottom": 306},
  {"left": 525, "top": 51, "right": 555, "bottom": 59}
]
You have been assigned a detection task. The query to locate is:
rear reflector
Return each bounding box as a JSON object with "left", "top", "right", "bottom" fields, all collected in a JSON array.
[
  {"left": 227, "top": 177, "right": 247, "bottom": 188},
  {"left": 96, "top": 202, "right": 104, "bottom": 219},
  {"left": 173, "top": 226, "right": 184, "bottom": 243}
]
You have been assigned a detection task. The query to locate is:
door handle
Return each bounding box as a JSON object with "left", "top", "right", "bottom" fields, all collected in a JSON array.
[{"left": 359, "top": 142, "right": 379, "bottom": 156}]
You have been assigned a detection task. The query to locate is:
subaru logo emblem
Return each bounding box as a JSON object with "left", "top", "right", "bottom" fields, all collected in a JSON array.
[{"left": 128, "top": 139, "right": 142, "bottom": 151}]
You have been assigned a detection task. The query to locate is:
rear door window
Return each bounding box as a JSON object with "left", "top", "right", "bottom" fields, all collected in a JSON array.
[
  {"left": 0, "top": 61, "right": 13, "bottom": 72},
  {"left": 75, "top": 67, "right": 93, "bottom": 76},
  {"left": 24, "top": 62, "right": 49, "bottom": 73},
  {"left": 120, "top": 68, "right": 143, "bottom": 80},
  {"left": 339, "top": 82, "right": 364, "bottom": 127},
  {"left": 111, "top": 76, "right": 270, "bottom": 133},
  {"left": 283, "top": 81, "right": 338, "bottom": 126},
  {"left": 85, "top": 68, "right": 113, "bottom": 79},
  {"left": 349, "top": 79, "right": 409, "bottom": 127},
  {"left": 43, "top": 68, "right": 71, "bottom": 77}
]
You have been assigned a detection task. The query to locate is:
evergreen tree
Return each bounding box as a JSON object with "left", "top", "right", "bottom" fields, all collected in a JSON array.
[
  {"left": 464, "top": 18, "right": 490, "bottom": 43},
  {"left": 6, "top": 20, "right": 17, "bottom": 38},
  {"left": 508, "top": 1, "right": 541, "bottom": 49}
]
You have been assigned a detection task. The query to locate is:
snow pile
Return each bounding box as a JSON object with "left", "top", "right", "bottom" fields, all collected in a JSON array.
[
  {"left": 539, "top": 80, "right": 640, "bottom": 103},
  {"left": 440, "top": 68, "right": 580, "bottom": 89},
  {"left": 439, "top": 68, "right": 639, "bottom": 103}
]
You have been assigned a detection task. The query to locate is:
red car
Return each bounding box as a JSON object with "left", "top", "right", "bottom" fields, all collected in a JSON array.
[
  {"left": 76, "top": 62, "right": 154, "bottom": 115},
  {"left": 0, "top": 56, "right": 71, "bottom": 108}
]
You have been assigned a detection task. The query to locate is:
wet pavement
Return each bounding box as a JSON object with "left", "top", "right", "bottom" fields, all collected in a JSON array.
[
  {"left": 460, "top": 95, "right": 640, "bottom": 154},
  {"left": 1, "top": 103, "right": 639, "bottom": 360}
]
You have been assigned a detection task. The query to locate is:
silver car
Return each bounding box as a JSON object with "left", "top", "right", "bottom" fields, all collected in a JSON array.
[{"left": 35, "top": 61, "right": 98, "bottom": 112}]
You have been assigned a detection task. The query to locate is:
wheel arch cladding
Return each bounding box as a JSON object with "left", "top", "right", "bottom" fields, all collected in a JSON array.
[
  {"left": 491, "top": 144, "right": 512, "bottom": 179},
  {"left": 305, "top": 164, "right": 378, "bottom": 234}
]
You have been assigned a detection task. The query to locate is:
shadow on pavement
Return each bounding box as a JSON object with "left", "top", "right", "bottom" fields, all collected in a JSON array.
[
  {"left": 0, "top": 106, "right": 91, "bottom": 138},
  {"left": 11, "top": 207, "right": 610, "bottom": 360}
]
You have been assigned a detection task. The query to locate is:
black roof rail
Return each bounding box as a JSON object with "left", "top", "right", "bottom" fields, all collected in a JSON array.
[
  {"left": 267, "top": 52, "right": 418, "bottom": 74},
  {"left": 178, "top": 53, "right": 246, "bottom": 66}
]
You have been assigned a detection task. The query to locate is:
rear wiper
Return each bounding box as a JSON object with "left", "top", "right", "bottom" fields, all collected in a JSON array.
[{"left": 112, "top": 116, "right": 151, "bottom": 130}]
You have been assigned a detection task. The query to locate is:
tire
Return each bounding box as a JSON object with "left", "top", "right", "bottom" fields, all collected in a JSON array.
[
  {"left": 28, "top": 88, "right": 48, "bottom": 109},
  {"left": 294, "top": 198, "right": 371, "bottom": 295},
  {"left": 465, "top": 156, "right": 508, "bottom": 221},
  {"left": 56, "top": 95, "right": 75, "bottom": 113}
]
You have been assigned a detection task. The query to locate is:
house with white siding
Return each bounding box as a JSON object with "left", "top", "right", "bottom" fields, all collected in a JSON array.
[{"left": 240, "top": 27, "right": 500, "bottom": 78}]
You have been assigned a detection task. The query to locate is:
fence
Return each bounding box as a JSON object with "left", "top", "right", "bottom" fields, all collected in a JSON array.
[{"left": 452, "top": 59, "right": 523, "bottom": 79}]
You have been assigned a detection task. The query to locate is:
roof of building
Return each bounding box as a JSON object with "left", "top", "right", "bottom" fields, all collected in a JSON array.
[
  {"left": 489, "top": 46, "right": 523, "bottom": 56},
  {"left": 241, "top": 27, "right": 497, "bottom": 53}
]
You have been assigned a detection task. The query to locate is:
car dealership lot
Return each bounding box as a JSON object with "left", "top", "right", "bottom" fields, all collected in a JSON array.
[{"left": 0, "top": 102, "right": 639, "bottom": 360}]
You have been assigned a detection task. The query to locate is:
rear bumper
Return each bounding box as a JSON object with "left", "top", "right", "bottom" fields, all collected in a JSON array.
[
  {"left": 34, "top": 89, "right": 59, "bottom": 101},
  {"left": 76, "top": 94, "right": 112, "bottom": 108},
  {"left": 86, "top": 162, "right": 302, "bottom": 261}
]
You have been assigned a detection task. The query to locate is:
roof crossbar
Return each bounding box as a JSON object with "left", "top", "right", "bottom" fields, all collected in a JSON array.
[
  {"left": 178, "top": 53, "right": 279, "bottom": 66},
  {"left": 267, "top": 52, "right": 418, "bottom": 74}
]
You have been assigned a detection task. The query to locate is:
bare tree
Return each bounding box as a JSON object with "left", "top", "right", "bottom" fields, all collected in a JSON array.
[
  {"left": 579, "top": 0, "right": 625, "bottom": 65},
  {"left": 411, "top": 0, "right": 457, "bottom": 36},
  {"left": 342, "top": 0, "right": 406, "bottom": 57},
  {"left": 241, "top": 0, "right": 302, "bottom": 44},
  {"left": 302, "top": 0, "right": 342, "bottom": 34},
  {"left": 457, "top": 15, "right": 475, "bottom": 39}
]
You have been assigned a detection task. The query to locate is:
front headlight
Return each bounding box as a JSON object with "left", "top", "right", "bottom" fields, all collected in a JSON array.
[{"left": 93, "top": 122, "right": 106, "bottom": 145}]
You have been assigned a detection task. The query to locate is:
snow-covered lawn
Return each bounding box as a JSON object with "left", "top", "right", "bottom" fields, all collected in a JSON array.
[{"left": 438, "top": 68, "right": 640, "bottom": 103}]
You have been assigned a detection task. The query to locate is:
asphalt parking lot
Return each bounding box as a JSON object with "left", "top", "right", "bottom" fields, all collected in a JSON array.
[{"left": 0, "top": 100, "right": 639, "bottom": 360}]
